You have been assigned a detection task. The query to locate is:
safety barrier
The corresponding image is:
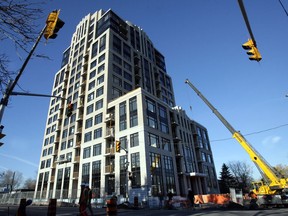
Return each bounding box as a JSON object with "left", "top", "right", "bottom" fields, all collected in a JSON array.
[
  {"left": 106, "top": 197, "right": 117, "bottom": 215},
  {"left": 47, "top": 198, "right": 57, "bottom": 216},
  {"left": 194, "top": 194, "right": 231, "bottom": 205}
]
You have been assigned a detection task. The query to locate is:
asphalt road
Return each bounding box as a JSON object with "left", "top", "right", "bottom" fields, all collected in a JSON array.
[{"left": 1, "top": 205, "right": 288, "bottom": 216}]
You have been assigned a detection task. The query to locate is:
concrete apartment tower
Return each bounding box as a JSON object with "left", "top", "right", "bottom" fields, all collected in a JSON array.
[{"left": 35, "top": 9, "right": 219, "bottom": 203}]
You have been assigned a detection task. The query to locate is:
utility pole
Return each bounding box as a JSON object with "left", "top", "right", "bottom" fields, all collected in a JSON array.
[{"left": 0, "top": 10, "right": 64, "bottom": 145}]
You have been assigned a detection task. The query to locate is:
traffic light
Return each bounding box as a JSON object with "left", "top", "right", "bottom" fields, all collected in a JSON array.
[
  {"left": 0, "top": 125, "right": 5, "bottom": 147},
  {"left": 66, "top": 102, "right": 73, "bottom": 117},
  {"left": 44, "top": 10, "right": 65, "bottom": 40},
  {"left": 242, "top": 39, "right": 262, "bottom": 62},
  {"left": 128, "top": 172, "right": 133, "bottom": 181},
  {"left": 115, "top": 140, "right": 121, "bottom": 152}
]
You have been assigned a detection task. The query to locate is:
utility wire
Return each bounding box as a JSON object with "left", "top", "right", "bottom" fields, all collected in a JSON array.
[
  {"left": 211, "top": 123, "right": 288, "bottom": 142},
  {"left": 279, "top": 0, "right": 288, "bottom": 16}
]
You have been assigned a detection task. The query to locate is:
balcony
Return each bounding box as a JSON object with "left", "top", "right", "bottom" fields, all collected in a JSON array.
[
  {"left": 105, "top": 147, "right": 115, "bottom": 155},
  {"left": 105, "top": 165, "right": 115, "bottom": 173},
  {"left": 74, "top": 141, "right": 81, "bottom": 149},
  {"left": 73, "top": 172, "right": 79, "bottom": 179},
  {"left": 171, "top": 121, "right": 179, "bottom": 127},
  {"left": 173, "top": 136, "right": 181, "bottom": 142},
  {"left": 73, "top": 156, "right": 80, "bottom": 164},
  {"left": 105, "top": 113, "right": 115, "bottom": 123},
  {"left": 105, "top": 128, "right": 115, "bottom": 139}
]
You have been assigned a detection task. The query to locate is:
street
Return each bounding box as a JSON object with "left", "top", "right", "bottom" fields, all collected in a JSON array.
[{"left": 1, "top": 205, "right": 288, "bottom": 216}]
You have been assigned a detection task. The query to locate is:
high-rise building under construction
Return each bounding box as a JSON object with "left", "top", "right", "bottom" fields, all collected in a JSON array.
[{"left": 35, "top": 9, "right": 219, "bottom": 203}]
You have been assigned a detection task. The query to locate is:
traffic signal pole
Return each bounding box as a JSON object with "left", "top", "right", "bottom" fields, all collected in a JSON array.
[{"left": 0, "top": 24, "right": 47, "bottom": 126}]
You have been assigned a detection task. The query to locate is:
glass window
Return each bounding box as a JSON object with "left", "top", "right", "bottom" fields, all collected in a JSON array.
[
  {"left": 83, "top": 147, "right": 91, "bottom": 159},
  {"left": 85, "top": 117, "right": 93, "bottom": 129},
  {"left": 93, "top": 143, "right": 102, "bottom": 156},
  {"left": 97, "top": 75, "right": 104, "bottom": 85},
  {"left": 84, "top": 131, "right": 92, "bottom": 142},
  {"left": 95, "top": 99, "right": 103, "bottom": 110},
  {"left": 94, "top": 128, "right": 102, "bottom": 139},
  {"left": 96, "top": 87, "right": 104, "bottom": 97},
  {"left": 87, "top": 104, "right": 94, "bottom": 114},
  {"left": 94, "top": 113, "right": 102, "bottom": 125},
  {"left": 130, "top": 133, "right": 139, "bottom": 147},
  {"left": 148, "top": 133, "right": 159, "bottom": 148}
]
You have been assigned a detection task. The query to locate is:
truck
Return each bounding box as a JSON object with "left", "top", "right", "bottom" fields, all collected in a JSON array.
[{"left": 185, "top": 79, "right": 288, "bottom": 208}]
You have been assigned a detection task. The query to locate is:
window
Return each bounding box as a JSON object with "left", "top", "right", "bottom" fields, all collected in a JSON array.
[
  {"left": 61, "top": 141, "right": 66, "bottom": 150},
  {"left": 94, "top": 113, "right": 102, "bottom": 125},
  {"left": 67, "top": 139, "right": 74, "bottom": 148},
  {"left": 88, "top": 81, "right": 95, "bottom": 90},
  {"left": 84, "top": 131, "right": 92, "bottom": 142},
  {"left": 113, "top": 35, "right": 121, "bottom": 54},
  {"left": 46, "top": 159, "right": 51, "bottom": 168},
  {"left": 97, "top": 75, "right": 104, "bottom": 85},
  {"left": 131, "top": 152, "right": 141, "bottom": 188},
  {"left": 93, "top": 143, "right": 102, "bottom": 156},
  {"left": 92, "top": 41, "right": 98, "bottom": 58},
  {"left": 147, "top": 98, "right": 156, "bottom": 113},
  {"left": 92, "top": 160, "right": 101, "bottom": 190},
  {"left": 119, "top": 136, "right": 127, "bottom": 149},
  {"left": 83, "top": 147, "right": 91, "bottom": 159},
  {"left": 98, "top": 64, "right": 105, "bottom": 74},
  {"left": 119, "top": 102, "right": 126, "bottom": 131},
  {"left": 113, "top": 64, "right": 122, "bottom": 76},
  {"left": 163, "top": 156, "right": 176, "bottom": 194},
  {"left": 162, "top": 138, "right": 171, "bottom": 151},
  {"left": 87, "top": 92, "right": 94, "bottom": 102},
  {"left": 94, "top": 128, "right": 102, "bottom": 139},
  {"left": 69, "top": 126, "right": 75, "bottom": 135},
  {"left": 85, "top": 117, "right": 93, "bottom": 129},
  {"left": 113, "top": 54, "right": 122, "bottom": 65},
  {"left": 89, "top": 70, "right": 96, "bottom": 79},
  {"left": 82, "top": 163, "right": 90, "bottom": 184},
  {"left": 90, "top": 60, "right": 97, "bottom": 69},
  {"left": 124, "top": 71, "right": 132, "bottom": 81},
  {"left": 147, "top": 116, "right": 157, "bottom": 129},
  {"left": 148, "top": 133, "right": 159, "bottom": 148},
  {"left": 98, "top": 53, "right": 105, "bottom": 63},
  {"left": 113, "top": 75, "right": 122, "bottom": 86},
  {"left": 87, "top": 104, "right": 94, "bottom": 114},
  {"left": 96, "top": 86, "right": 104, "bottom": 97},
  {"left": 99, "top": 34, "right": 106, "bottom": 52},
  {"left": 112, "top": 87, "right": 122, "bottom": 98},
  {"left": 130, "top": 133, "right": 139, "bottom": 147},
  {"left": 48, "top": 147, "right": 53, "bottom": 155},
  {"left": 95, "top": 99, "right": 103, "bottom": 110},
  {"left": 129, "top": 97, "right": 138, "bottom": 127},
  {"left": 124, "top": 82, "right": 132, "bottom": 91}
]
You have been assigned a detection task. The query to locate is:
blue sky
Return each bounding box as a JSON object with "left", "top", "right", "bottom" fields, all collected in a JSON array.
[{"left": 1, "top": 0, "right": 288, "bottom": 183}]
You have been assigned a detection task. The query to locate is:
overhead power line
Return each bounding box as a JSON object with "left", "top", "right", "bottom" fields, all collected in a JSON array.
[
  {"left": 211, "top": 123, "right": 288, "bottom": 142},
  {"left": 279, "top": 0, "right": 288, "bottom": 16}
]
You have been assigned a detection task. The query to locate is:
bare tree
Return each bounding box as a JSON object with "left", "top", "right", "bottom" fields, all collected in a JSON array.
[
  {"left": 228, "top": 161, "right": 254, "bottom": 193},
  {"left": 23, "top": 177, "right": 36, "bottom": 189},
  {"left": 0, "top": 169, "right": 23, "bottom": 190},
  {"left": 0, "top": 0, "right": 44, "bottom": 93},
  {"left": 274, "top": 164, "right": 288, "bottom": 178}
]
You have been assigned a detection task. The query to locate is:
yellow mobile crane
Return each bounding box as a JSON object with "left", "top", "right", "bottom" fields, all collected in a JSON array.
[{"left": 185, "top": 79, "right": 288, "bottom": 207}]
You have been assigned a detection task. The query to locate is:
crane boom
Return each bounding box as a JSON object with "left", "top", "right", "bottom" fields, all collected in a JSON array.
[{"left": 185, "top": 79, "right": 287, "bottom": 194}]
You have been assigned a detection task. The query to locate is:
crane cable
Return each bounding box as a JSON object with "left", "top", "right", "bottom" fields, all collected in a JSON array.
[{"left": 211, "top": 123, "right": 288, "bottom": 142}]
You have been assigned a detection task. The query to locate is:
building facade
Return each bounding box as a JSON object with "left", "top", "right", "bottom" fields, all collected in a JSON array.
[{"left": 34, "top": 9, "right": 219, "bottom": 203}]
